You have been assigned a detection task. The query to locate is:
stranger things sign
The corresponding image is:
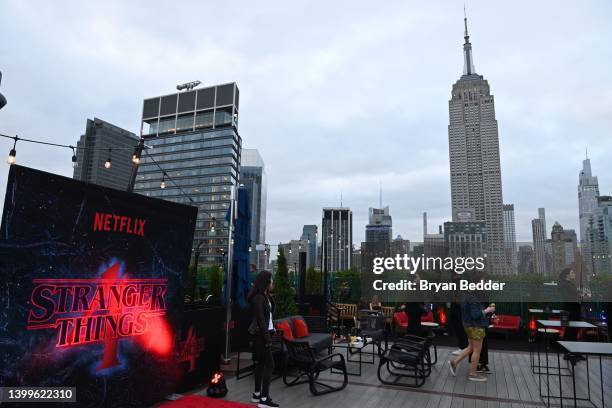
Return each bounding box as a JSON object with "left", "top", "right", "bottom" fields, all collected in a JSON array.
[{"left": 0, "top": 165, "right": 197, "bottom": 407}]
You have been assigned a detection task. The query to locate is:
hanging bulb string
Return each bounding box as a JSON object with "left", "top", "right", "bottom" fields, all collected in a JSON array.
[
  {"left": 0, "top": 132, "right": 146, "bottom": 151},
  {"left": 0, "top": 131, "right": 221, "bottom": 222}
]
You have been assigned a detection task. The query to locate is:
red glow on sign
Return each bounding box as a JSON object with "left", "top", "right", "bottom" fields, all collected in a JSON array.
[
  {"left": 438, "top": 308, "right": 448, "bottom": 326},
  {"left": 26, "top": 262, "right": 172, "bottom": 369},
  {"left": 136, "top": 315, "right": 174, "bottom": 356},
  {"left": 529, "top": 319, "right": 537, "bottom": 332},
  {"left": 177, "top": 326, "right": 206, "bottom": 372}
]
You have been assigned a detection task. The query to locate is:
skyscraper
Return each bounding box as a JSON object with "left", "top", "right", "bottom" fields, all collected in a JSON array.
[
  {"left": 588, "top": 196, "right": 612, "bottom": 276},
  {"left": 301, "top": 225, "right": 318, "bottom": 269},
  {"left": 241, "top": 149, "right": 267, "bottom": 267},
  {"left": 365, "top": 206, "right": 392, "bottom": 242},
  {"left": 73, "top": 117, "right": 139, "bottom": 190},
  {"left": 503, "top": 204, "right": 518, "bottom": 274},
  {"left": 578, "top": 156, "right": 600, "bottom": 276},
  {"left": 424, "top": 231, "right": 446, "bottom": 273},
  {"left": 518, "top": 245, "right": 534, "bottom": 275},
  {"left": 444, "top": 221, "right": 486, "bottom": 259},
  {"left": 538, "top": 208, "right": 547, "bottom": 236},
  {"left": 578, "top": 156, "right": 600, "bottom": 242},
  {"left": 279, "top": 240, "right": 307, "bottom": 274},
  {"left": 321, "top": 208, "right": 352, "bottom": 272},
  {"left": 448, "top": 15, "right": 505, "bottom": 274},
  {"left": 550, "top": 222, "right": 578, "bottom": 276},
  {"left": 133, "top": 82, "right": 241, "bottom": 266},
  {"left": 390, "top": 235, "right": 410, "bottom": 257},
  {"left": 532, "top": 210, "right": 548, "bottom": 276}
]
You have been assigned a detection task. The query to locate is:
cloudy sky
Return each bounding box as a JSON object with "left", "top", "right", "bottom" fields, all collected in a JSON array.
[{"left": 0, "top": 1, "right": 611, "bottom": 247}]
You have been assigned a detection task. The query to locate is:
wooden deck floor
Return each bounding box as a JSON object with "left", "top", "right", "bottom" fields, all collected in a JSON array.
[{"left": 198, "top": 346, "right": 612, "bottom": 408}]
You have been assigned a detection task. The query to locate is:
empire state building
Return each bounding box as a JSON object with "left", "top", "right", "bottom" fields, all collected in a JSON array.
[{"left": 448, "top": 15, "right": 506, "bottom": 274}]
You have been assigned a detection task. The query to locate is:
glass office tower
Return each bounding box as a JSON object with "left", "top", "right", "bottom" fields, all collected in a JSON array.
[{"left": 134, "top": 82, "right": 242, "bottom": 266}]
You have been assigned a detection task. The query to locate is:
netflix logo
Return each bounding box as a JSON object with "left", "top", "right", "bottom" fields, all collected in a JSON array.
[{"left": 93, "top": 212, "right": 147, "bottom": 237}]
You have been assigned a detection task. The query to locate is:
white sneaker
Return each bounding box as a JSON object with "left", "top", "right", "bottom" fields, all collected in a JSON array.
[
  {"left": 468, "top": 374, "right": 487, "bottom": 382},
  {"left": 451, "top": 349, "right": 462, "bottom": 355},
  {"left": 449, "top": 360, "right": 457, "bottom": 376}
]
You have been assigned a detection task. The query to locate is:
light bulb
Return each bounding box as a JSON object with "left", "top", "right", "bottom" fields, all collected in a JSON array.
[
  {"left": 160, "top": 179, "right": 166, "bottom": 189},
  {"left": 104, "top": 158, "right": 112, "bottom": 169},
  {"left": 7, "top": 148, "right": 16, "bottom": 165},
  {"left": 132, "top": 154, "right": 140, "bottom": 165}
]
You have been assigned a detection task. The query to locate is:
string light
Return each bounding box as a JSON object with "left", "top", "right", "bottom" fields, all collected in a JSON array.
[
  {"left": 160, "top": 173, "right": 166, "bottom": 189},
  {"left": 132, "top": 139, "right": 144, "bottom": 165},
  {"left": 131, "top": 149, "right": 141, "bottom": 165},
  {"left": 104, "top": 149, "right": 112, "bottom": 169},
  {"left": 71, "top": 147, "right": 78, "bottom": 168},
  {"left": 0, "top": 132, "right": 220, "bottom": 226},
  {"left": 7, "top": 136, "right": 17, "bottom": 165}
]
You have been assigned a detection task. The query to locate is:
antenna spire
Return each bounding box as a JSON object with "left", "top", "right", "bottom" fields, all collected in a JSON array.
[
  {"left": 379, "top": 179, "right": 382, "bottom": 208},
  {"left": 464, "top": 4, "right": 468, "bottom": 35},
  {"left": 462, "top": 5, "right": 476, "bottom": 76}
]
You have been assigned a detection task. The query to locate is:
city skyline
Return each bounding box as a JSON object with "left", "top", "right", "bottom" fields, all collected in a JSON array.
[{"left": 0, "top": 1, "right": 611, "bottom": 247}]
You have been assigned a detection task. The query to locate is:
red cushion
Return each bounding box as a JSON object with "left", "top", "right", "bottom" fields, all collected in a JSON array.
[
  {"left": 292, "top": 318, "right": 309, "bottom": 338},
  {"left": 275, "top": 321, "right": 294, "bottom": 341},
  {"left": 421, "top": 311, "right": 434, "bottom": 322},
  {"left": 393, "top": 312, "right": 408, "bottom": 327}
]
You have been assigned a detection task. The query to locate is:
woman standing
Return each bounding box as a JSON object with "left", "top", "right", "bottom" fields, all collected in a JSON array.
[
  {"left": 449, "top": 280, "right": 495, "bottom": 382},
  {"left": 247, "top": 271, "right": 280, "bottom": 408}
]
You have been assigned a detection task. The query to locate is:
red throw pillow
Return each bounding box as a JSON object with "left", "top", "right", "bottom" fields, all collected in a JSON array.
[
  {"left": 275, "top": 321, "right": 294, "bottom": 341},
  {"left": 292, "top": 318, "right": 309, "bottom": 338}
]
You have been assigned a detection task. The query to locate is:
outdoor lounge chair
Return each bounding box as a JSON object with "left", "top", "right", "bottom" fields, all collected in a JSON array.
[
  {"left": 282, "top": 339, "right": 348, "bottom": 396},
  {"left": 274, "top": 315, "right": 332, "bottom": 353},
  {"left": 393, "top": 334, "right": 435, "bottom": 367},
  {"left": 378, "top": 339, "right": 430, "bottom": 387}
]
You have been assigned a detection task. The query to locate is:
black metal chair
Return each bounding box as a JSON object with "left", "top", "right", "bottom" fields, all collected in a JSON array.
[
  {"left": 394, "top": 334, "right": 436, "bottom": 367},
  {"left": 355, "top": 311, "right": 386, "bottom": 356},
  {"left": 283, "top": 339, "right": 348, "bottom": 396},
  {"left": 378, "top": 339, "right": 430, "bottom": 387}
]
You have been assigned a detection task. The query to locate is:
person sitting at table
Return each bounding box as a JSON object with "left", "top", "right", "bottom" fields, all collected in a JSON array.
[
  {"left": 403, "top": 301, "right": 427, "bottom": 337},
  {"left": 370, "top": 295, "right": 382, "bottom": 311},
  {"left": 357, "top": 297, "right": 370, "bottom": 311}
]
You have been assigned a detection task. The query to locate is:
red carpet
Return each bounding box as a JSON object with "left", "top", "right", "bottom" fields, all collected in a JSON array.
[{"left": 158, "top": 395, "right": 255, "bottom": 408}]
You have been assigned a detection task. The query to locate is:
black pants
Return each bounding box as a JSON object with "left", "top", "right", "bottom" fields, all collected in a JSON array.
[
  {"left": 254, "top": 333, "right": 274, "bottom": 398},
  {"left": 562, "top": 303, "right": 581, "bottom": 341},
  {"left": 450, "top": 303, "right": 468, "bottom": 349}
]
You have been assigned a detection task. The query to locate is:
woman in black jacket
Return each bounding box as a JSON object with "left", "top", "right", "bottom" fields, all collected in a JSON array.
[{"left": 247, "top": 271, "right": 279, "bottom": 408}]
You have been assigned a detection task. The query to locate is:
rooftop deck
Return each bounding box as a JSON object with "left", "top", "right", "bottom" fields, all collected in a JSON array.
[{"left": 210, "top": 345, "right": 611, "bottom": 408}]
